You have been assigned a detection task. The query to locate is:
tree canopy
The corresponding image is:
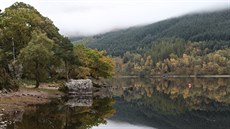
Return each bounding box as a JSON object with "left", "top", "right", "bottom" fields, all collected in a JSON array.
[
  {"left": 73, "top": 45, "right": 114, "bottom": 79},
  {"left": 0, "top": 2, "right": 114, "bottom": 90},
  {"left": 18, "top": 31, "right": 55, "bottom": 87}
]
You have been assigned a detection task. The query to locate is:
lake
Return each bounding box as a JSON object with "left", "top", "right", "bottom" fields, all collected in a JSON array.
[{"left": 2, "top": 77, "right": 230, "bottom": 129}]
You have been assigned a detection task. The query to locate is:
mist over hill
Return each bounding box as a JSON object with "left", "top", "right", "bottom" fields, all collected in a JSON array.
[
  {"left": 70, "top": 9, "right": 230, "bottom": 56},
  {"left": 69, "top": 9, "right": 230, "bottom": 76}
]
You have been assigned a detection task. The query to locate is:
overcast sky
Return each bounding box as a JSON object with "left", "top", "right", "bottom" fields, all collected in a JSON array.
[{"left": 0, "top": 0, "right": 229, "bottom": 36}]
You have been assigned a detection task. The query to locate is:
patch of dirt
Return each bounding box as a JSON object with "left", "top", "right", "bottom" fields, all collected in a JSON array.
[{"left": 0, "top": 86, "right": 63, "bottom": 115}]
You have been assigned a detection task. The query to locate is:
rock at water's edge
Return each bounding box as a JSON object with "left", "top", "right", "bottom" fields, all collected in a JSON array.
[{"left": 65, "top": 79, "right": 92, "bottom": 96}]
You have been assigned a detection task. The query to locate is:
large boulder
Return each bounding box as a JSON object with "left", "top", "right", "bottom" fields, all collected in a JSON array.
[
  {"left": 65, "top": 79, "right": 92, "bottom": 97},
  {"left": 65, "top": 79, "right": 93, "bottom": 107}
]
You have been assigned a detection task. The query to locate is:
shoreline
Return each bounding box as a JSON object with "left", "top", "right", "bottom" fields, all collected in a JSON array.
[
  {"left": 0, "top": 86, "right": 63, "bottom": 115},
  {"left": 150, "top": 75, "right": 230, "bottom": 78},
  {"left": 114, "top": 75, "right": 230, "bottom": 78}
]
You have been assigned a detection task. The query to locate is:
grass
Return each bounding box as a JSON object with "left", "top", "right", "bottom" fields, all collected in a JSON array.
[
  {"left": 25, "top": 87, "right": 63, "bottom": 95},
  {"left": 18, "top": 79, "right": 36, "bottom": 86}
]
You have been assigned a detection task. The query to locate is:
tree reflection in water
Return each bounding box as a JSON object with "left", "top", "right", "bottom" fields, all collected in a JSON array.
[
  {"left": 4, "top": 77, "right": 230, "bottom": 129},
  {"left": 6, "top": 97, "right": 116, "bottom": 129},
  {"left": 108, "top": 77, "right": 230, "bottom": 129}
]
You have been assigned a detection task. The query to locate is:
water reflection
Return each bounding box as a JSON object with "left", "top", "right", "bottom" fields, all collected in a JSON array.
[
  {"left": 108, "top": 77, "right": 230, "bottom": 129},
  {"left": 2, "top": 77, "right": 230, "bottom": 129},
  {"left": 6, "top": 97, "right": 115, "bottom": 129},
  {"left": 66, "top": 95, "right": 93, "bottom": 107},
  {"left": 92, "top": 120, "right": 155, "bottom": 129}
]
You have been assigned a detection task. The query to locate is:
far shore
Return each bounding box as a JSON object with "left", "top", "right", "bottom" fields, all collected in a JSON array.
[{"left": 114, "top": 75, "right": 230, "bottom": 78}]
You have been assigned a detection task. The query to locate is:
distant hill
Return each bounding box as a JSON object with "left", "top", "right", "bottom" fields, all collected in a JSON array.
[{"left": 80, "top": 9, "right": 230, "bottom": 56}]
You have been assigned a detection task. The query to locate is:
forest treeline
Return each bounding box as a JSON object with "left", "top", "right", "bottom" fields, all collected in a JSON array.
[
  {"left": 0, "top": 2, "right": 114, "bottom": 90},
  {"left": 73, "top": 9, "right": 230, "bottom": 76},
  {"left": 85, "top": 9, "right": 230, "bottom": 56},
  {"left": 113, "top": 38, "right": 230, "bottom": 76}
]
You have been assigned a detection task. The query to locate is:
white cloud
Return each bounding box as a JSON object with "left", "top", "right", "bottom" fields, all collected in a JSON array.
[
  {"left": 0, "top": 0, "right": 229, "bottom": 36},
  {"left": 92, "top": 120, "right": 155, "bottom": 129}
]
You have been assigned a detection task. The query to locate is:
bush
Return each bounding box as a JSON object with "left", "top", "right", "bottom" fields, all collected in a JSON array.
[
  {"left": 0, "top": 69, "right": 19, "bottom": 91},
  {"left": 58, "top": 82, "right": 68, "bottom": 93}
]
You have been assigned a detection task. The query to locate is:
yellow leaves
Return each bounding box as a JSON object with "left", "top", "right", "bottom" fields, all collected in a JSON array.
[
  {"left": 182, "top": 54, "right": 190, "bottom": 65},
  {"left": 170, "top": 87, "right": 179, "bottom": 95},
  {"left": 74, "top": 66, "right": 91, "bottom": 79},
  {"left": 152, "top": 47, "right": 230, "bottom": 75},
  {"left": 182, "top": 89, "right": 190, "bottom": 99},
  {"left": 73, "top": 45, "right": 114, "bottom": 78},
  {"left": 144, "top": 55, "right": 153, "bottom": 66},
  {"left": 134, "top": 63, "right": 142, "bottom": 71},
  {"left": 217, "top": 67, "right": 224, "bottom": 74}
]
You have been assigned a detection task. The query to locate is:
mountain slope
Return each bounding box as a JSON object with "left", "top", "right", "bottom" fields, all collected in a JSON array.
[{"left": 86, "top": 9, "right": 230, "bottom": 56}]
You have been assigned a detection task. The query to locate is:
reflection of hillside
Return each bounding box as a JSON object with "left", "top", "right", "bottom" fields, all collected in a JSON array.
[
  {"left": 108, "top": 78, "right": 230, "bottom": 129},
  {"left": 108, "top": 78, "right": 230, "bottom": 111},
  {"left": 107, "top": 78, "right": 154, "bottom": 101},
  {"left": 6, "top": 97, "right": 116, "bottom": 129},
  {"left": 151, "top": 78, "right": 230, "bottom": 111},
  {"left": 111, "top": 97, "right": 230, "bottom": 129}
]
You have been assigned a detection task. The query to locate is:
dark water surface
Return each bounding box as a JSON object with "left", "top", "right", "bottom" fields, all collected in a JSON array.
[{"left": 3, "top": 77, "right": 230, "bottom": 129}]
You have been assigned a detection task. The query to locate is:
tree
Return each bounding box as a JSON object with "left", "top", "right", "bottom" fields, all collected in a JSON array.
[
  {"left": 73, "top": 45, "right": 114, "bottom": 79},
  {"left": 0, "top": 2, "right": 74, "bottom": 80},
  {"left": 0, "top": 2, "right": 71, "bottom": 64},
  {"left": 56, "top": 37, "right": 74, "bottom": 80},
  {"left": 0, "top": 49, "right": 19, "bottom": 90},
  {"left": 18, "top": 31, "right": 54, "bottom": 87}
]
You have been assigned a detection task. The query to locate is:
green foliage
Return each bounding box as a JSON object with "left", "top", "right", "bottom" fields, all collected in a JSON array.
[
  {"left": 152, "top": 48, "right": 230, "bottom": 75},
  {"left": 73, "top": 45, "right": 114, "bottom": 79},
  {"left": 0, "top": 2, "right": 72, "bottom": 88},
  {"left": 0, "top": 2, "right": 61, "bottom": 58},
  {"left": 0, "top": 2, "right": 74, "bottom": 76},
  {"left": 0, "top": 2, "right": 114, "bottom": 90},
  {"left": 0, "top": 68, "right": 19, "bottom": 90},
  {"left": 74, "top": 9, "right": 230, "bottom": 76},
  {"left": 0, "top": 48, "right": 19, "bottom": 90},
  {"left": 18, "top": 31, "right": 55, "bottom": 87},
  {"left": 84, "top": 9, "right": 230, "bottom": 56},
  {"left": 148, "top": 38, "right": 187, "bottom": 64},
  {"left": 112, "top": 38, "right": 230, "bottom": 76}
]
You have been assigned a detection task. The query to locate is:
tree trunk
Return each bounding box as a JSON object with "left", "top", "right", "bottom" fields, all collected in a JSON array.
[
  {"left": 65, "top": 60, "right": 69, "bottom": 81},
  {"left": 35, "top": 62, "right": 40, "bottom": 88},
  {"left": 35, "top": 80, "right": 40, "bottom": 88}
]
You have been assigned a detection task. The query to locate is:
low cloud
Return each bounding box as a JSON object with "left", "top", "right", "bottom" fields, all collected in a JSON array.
[{"left": 0, "top": 0, "right": 228, "bottom": 36}]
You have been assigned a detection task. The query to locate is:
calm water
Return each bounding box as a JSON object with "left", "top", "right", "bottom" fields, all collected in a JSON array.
[{"left": 2, "top": 77, "right": 230, "bottom": 129}]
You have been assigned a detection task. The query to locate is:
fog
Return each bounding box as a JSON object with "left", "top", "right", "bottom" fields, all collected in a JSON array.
[{"left": 0, "top": 0, "right": 228, "bottom": 36}]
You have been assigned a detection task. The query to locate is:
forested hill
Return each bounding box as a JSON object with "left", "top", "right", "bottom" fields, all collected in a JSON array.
[{"left": 84, "top": 9, "right": 230, "bottom": 56}]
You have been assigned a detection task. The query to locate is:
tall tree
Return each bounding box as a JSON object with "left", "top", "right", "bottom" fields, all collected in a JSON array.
[
  {"left": 0, "top": 2, "right": 74, "bottom": 80},
  {"left": 18, "top": 31, "right": 54, "bottom": 87},
  {"left": 0, "top": 2, "right": 70, "bottom": 61}
]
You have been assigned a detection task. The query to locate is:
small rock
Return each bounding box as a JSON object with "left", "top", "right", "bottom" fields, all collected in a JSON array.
[{"left": 2, "top": 89, "right": 7, "bottom": 94}]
